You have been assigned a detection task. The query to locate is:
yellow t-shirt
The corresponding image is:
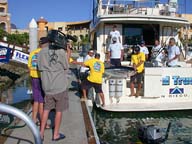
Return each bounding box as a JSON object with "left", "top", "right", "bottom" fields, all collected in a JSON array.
[
  {"left": 69, "top": 58, "right": 74, "bottom": 63},
  {"left": 84, "top": 58, "right": 104, "bottom": 84},
  {"left": 131, "top": 52, "right": 145, "bottom": 73},
  {"left": 28, "top": 48, "right": 41, "bottom": 78}
]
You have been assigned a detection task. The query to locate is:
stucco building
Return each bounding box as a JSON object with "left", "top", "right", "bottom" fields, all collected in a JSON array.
[
  {"left": 0, "top": 0, "right": 10, "bottom": 33},
  {"left": 46, "top": 20, "right": 91, "bottom": 38},
  {"left": 178, "top": 14, "right": 192, "bottom": 40}
]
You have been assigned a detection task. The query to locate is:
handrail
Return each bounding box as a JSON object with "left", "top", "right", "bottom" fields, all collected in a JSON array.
[{"left": 0, "top": 103, "right": 42, "bottom": 144}]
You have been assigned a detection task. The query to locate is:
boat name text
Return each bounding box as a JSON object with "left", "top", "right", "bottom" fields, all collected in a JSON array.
[{"left": 162, "top": 76, "right": 192, "bottom": 85}]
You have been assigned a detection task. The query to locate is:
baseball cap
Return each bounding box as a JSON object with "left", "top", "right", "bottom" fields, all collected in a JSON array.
[
  {"left": 140, "top": 40, "right": 145, "bottom": 44},
  {"left": 94, "top": 53, "right": 100, "bottom": 58},
  {"left": 39, "top": 37, "right": 49, "bottom": 44},
  {"left": 133, "top": 45, "right": 140, "bottom": 52}
]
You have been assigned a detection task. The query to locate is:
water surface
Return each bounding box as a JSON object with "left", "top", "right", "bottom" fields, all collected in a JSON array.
[{"left": 93, "top": 108, "right": 192, "bottom": 144}]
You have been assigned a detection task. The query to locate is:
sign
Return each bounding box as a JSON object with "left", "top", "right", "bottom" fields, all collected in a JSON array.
[
  {"left": 169, "top": 87, "right": 184, "bottom": 94},
  {"left": 162, "top": 76, "right": 192, "bottom": 86},
  {"left": 0, "top": 46, "right": 11, "bottom": 63},
  {"left": 12, "top": 50, "right": 29, "bottom": 64},
  {"left": 144, "top": 68, "right": 192, "bottom": 98}
]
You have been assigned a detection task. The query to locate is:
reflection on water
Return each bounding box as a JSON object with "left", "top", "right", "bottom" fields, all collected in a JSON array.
[
  {"left": 1, "top": 78, "right": 32, "bottom": 106},
  {"left": 92, "top": 108, "right": 192, "bottom": 144}
]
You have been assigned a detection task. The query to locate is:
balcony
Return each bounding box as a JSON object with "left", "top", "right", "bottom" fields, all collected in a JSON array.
[{"left": 95, "top": 0, "right": 178, "bottom": 17}]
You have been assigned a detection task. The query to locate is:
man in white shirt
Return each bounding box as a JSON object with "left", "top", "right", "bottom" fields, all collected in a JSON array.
[
  {"left": 167, "top": 38, "right": 180, "bottom": 67},
  {"left": 80, "top": 49, "right": 94, "bottom": 79},
  {"left": 107, "top": 37, "right": 124, "bottom": 67},
  {"left": 139, "top": 41, "right": 149, "bottom": 60},
  {"left": 151, "top": 39, "right": 161, "bottom": 60},
  {"left": 150, "top": 39, "right": 166, "bottom": 67},
  {"left": 109, "top": 25, "right": 121, "bottom": 44}
]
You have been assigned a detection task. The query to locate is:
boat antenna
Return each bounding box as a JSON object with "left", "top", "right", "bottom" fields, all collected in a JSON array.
[{"left": 163, "top": 122, "right": 172, "bottom": 142}]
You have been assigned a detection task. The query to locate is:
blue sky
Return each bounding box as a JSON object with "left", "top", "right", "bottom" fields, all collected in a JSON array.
[{"left": 8, "top": 0, "right": 191, "bottom": 29}]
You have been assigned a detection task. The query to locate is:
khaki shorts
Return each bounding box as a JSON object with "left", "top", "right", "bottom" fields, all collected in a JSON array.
[{"left": 44, "top": 91, "right": 68, "bottom": 112}]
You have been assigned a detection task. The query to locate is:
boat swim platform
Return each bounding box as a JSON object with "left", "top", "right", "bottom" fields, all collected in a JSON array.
[
  {"left": 2, "top": 67, "right": 98, "bottom": 144},
  {"left": 100, "top": 100, "right": 192, "bottom": 112}
]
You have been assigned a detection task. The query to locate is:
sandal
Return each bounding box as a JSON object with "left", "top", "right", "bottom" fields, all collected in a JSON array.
[
  {"left": 52, "top": 133, "right": 65, "bottom": 141},
  {"left": 45, "top": 124, "right": 51, "bottom": 129}
]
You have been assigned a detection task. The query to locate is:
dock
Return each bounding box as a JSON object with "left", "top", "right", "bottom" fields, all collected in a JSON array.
[{"left": 1, "top": 67, "right": 98, "bottom": 144}]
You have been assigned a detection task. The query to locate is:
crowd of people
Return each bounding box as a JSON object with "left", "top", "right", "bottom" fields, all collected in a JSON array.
[
  {"left": 28, "top": 26, "right": 181, "bottom": 141},
  {"left": 28, "top": 34, "right": 106, "bottom": 142},
  {"left": 106, "top": 25, "right": 181, "bottom": 97}
]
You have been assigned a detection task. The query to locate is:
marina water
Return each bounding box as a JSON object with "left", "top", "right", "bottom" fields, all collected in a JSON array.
[
  {"left": 1, "top": 78, "right": 31, "bottom": 110},
  {"left": 92, "top": 108, "right": 192, "bottom": 144}
]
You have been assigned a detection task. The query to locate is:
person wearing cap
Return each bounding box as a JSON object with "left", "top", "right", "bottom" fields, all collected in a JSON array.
[
  {"left": 80, "top": 53, "right": 105, "bottom": 106},
  {"left": 79, "top": 49, "right": 94, "bottom": 80},
  {"left": 139, "top": 40, "right": 149, "bottom": 60},
  {"left": 109, "top": 25, "right": 121, "bottom": 44},
  {"left": 107, "top": 36, "right": 124, "bottom": 67},
  {"left": 129, "top": 45, "right": 145, "bottom": 97},
  {"left": 28, "top": 37, "right": 49, "bottom": 127},
  {"left": 37, "top": 36, "right": 69, "bottom": 141}
]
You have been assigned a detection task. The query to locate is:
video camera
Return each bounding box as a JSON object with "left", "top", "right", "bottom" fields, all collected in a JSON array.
[{"left": 47, "top": 30, "right": 77, "bottom": 50}]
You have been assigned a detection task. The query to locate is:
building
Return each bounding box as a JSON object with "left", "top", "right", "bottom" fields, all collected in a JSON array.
[
  {"left": 46, "top": 20, "right": 91, "bottom": 38},
  {"left": 178, "top": 14, "right": 192, "bottom": 40},
  {"left": 0, "top": 0, "right": 10, "bottom": 33}
]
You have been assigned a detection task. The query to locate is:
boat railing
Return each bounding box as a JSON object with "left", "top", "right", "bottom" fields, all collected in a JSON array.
[
  {"left": 0, "top": 103, "right": 42, "bottom": 144},
  {"left": 95, "top": 0, "right": 178, "bottom": 17}
]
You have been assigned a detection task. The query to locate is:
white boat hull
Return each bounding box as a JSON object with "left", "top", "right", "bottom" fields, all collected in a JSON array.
[{"left": 97, "top": 67, "right": 192, "bottom": 112}]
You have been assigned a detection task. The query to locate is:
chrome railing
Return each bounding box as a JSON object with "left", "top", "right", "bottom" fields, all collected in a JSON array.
[
  {"left": 0, "top": 103, "right": 42, "bottom": 144},
  {"left": 95, "top": 0, "right": 178, "bottom": 17}
]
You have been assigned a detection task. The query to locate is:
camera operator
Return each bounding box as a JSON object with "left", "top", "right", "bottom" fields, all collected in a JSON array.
[{"left": 37, "top": 34, "right": 69, "bottom": 141}]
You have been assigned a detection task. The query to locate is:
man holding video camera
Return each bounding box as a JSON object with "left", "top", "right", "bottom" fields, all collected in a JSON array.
[{"left": 38, "top": 30, "right": 73, "bottom": 141}]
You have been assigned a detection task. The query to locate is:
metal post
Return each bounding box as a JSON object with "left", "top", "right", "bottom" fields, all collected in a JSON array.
[{"left": 0, "top": 103, "right": 42, "bottom": 144}]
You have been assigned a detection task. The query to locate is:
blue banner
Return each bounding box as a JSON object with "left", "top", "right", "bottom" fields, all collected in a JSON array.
[{"left": 0, "top": 46, "right": 11, "bottom": 63}]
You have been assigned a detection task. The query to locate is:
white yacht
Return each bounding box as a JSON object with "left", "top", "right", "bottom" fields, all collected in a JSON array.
[{"left": 90, "top": 0, "right": 192, "bottom": 112}]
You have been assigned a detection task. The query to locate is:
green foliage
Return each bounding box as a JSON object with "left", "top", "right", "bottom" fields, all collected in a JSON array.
[
  {"left": 0, "top": 28, "right": 29, "bottom": 46},
  {"left": 7, "top": 32, "right": 29, "bottom": 46},
  {"left": 0, "top": 27, "right": 8, "bottom": 40},
  {"left": 79, "top": 34, "right": 89, "bottom": 45}
]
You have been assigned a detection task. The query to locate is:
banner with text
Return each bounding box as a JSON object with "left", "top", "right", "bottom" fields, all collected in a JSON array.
[
  {"left": 0, "top": 46, "right": 11, "bottom": 63},
  {"left": 12, "top": 50, "right": 29, "bottom": 64}
]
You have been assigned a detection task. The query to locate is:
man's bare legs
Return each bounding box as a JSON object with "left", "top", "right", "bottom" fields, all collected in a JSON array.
[
  {"left": 32, "top": 102, "right": 39, "bottom": 123},
  {"left": 130, "top": 82, "right": 136, "bottom": 96},
  {"left": 53, "top": 111, "right": 62, "bottom": 140},
  {"left": 40, "top": 110, "right": 50, "bottom": 139},
  {"left": 39, "top": 103, "right": 44, "bottom": 121},
  {"left": 136, "top": 83, "right": 142, "bottom": 96},
  {"left": 98, "top": 93, "right": 105, "bottom": 106},
  {"left": 81, "top": 89, "right": 87, "bottom": 100}
]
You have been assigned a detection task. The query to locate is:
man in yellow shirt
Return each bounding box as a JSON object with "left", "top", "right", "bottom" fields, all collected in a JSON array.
[
  {"left": 28, "top": 37, "right": 49, "bottom": 125},
  {"left": 81, "top": 53, "right": 105, "bottom": 106},
  {"left": 130, "top": 46, "right": 145, "bottom": 96}
]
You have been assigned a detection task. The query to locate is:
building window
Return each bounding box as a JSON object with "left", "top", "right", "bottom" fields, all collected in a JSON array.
[
  {"left": 0, "top": 7, "right": 5, "bottom": 13},
  {"left": 0, "top": 22, "right": 6, "bottom": 30}
]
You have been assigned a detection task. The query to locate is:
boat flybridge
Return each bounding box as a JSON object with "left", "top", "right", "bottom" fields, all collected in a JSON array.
[{"left": 89, "top": 0, "right": 192, "bottom": 112}]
